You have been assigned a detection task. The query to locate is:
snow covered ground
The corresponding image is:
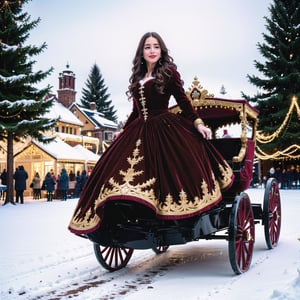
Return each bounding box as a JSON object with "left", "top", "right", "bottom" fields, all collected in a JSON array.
[{"left": 0, "top": 188, "right": 299, "bottom": 300}]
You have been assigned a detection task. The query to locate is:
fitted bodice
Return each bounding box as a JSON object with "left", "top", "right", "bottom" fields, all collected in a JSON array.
[
  {"left": 123, "top": 66, "right": 200, "bottom": 129},
  {"left": 136, "top": 79, "right": 170, "bottom": 120}
]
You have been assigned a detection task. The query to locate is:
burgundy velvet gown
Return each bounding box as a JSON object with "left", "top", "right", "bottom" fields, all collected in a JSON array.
[{"left": 69, "top": 66, "right": 234, "bottom": 235}]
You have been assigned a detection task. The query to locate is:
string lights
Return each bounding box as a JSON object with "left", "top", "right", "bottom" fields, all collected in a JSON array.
[
  {"left": 256, "top": 96, "right": 299, "bottom": 144},
  {"left": 255, "top": 144, "right": 300, "bottom": 160},
  {"left": 256, "top": 95, "right": 300, "bottom": 160}
]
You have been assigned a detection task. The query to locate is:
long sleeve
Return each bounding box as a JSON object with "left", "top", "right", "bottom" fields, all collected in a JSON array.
[{"left": 169, "top": 66, "right": 199, "bottom": 123}]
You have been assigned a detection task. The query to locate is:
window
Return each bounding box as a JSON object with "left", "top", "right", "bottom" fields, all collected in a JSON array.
[{"left": 104, "top": 131, "right": 113, "bottom": 141}]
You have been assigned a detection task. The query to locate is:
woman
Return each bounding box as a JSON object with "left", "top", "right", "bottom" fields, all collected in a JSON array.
[
  {"left": 13, "top": 165, "right": 28, "bottom": 204},
  {"left": 32, "top": 172, "right": 41, "bottom": 200},
  {"left": 75, "top": 171, "right": 81, "bottom": 198},
  {"left": 44, "top": 172, "right": 55, "bottom": 202},
  {"left": 58, "top": 168, "right": 69, "bottom": 201},
  {"left": 0, "top": 168, "right": 7, "bottom": 201},
  {"left": 69, "top": 32, "right": 234, "bottom": 234}
]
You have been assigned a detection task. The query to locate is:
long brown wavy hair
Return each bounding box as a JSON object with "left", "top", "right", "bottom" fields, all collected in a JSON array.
[{"left": 127, "top": 32, "right": 176, "bottom": 99}]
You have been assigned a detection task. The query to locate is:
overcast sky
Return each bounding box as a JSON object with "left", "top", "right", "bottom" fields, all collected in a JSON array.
[{"left": 24, "top": 0, "right": 272, "bottom": 121}]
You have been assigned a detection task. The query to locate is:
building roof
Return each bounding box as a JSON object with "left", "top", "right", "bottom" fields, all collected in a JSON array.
[
  {"left": 44, "top": 99, "right": 83, "bottom": 126},
  {"left": 33, "top": 138, "right": 85, "bottom": 162},
  {"left": 71, "top": 103, "right": 117, "bottom": 129},
  {"left": 73, "top": 144, "right": 100, "bottom": 163}
]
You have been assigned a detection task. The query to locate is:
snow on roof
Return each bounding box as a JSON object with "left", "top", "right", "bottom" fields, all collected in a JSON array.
[
  {"left": 32, "top": 138, "right": 100, "bottom": 163},
  {"left": 73, "top": 103, "right": 117, "bottom": 129},
  {"left": 90, "top": 112, "right": 118, "bottom": 129},
  {"left": 33, "top": 138, "right": 85, "bottom": 162},
  {"left": 44, "top": 100, "right": 83, "bottom": 126},
  {"left": 73, "top": 144, "right": 100, "bottom": 163}
]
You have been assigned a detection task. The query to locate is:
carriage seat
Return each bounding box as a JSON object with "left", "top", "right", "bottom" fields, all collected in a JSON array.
[{"left": 210, "top": 138, "right": 255, "bottom": 194}]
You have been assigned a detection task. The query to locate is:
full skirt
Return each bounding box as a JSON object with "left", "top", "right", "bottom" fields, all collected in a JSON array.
[{"left": 69, "top": 111, "right": 234, "bottom": 234}]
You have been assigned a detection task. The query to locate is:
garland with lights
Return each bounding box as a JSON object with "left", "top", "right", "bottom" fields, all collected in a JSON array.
[{"left": 255, "top": 96, "right": 300, "bottom": 160}]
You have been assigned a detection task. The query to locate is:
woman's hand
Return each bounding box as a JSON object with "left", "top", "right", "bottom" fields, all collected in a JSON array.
[
  {"left": 113, "top": 131, "right": 122, "bottom": 141},
  {"left": 196, "top": 124, "right": 211, "bottom": 140}
]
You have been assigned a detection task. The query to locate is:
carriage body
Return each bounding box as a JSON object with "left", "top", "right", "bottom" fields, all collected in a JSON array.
[{"left": 88, "top": 78, "right": 281, "bottom": 274}]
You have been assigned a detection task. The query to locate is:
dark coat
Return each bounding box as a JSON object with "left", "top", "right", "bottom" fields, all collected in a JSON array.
[
  {"left": 80, "top": 171, "right": 88, "bottom": 190},
  {"left": 1, "top": 171, "right": 7, "bottom": 185},
  {"left": 59, "top": 168, "right": 69, "bottom": 191},
  {"left": 13, "top": 166, "right": 28, "bottom": 190},
  {"left": 44, "top": 173, "right": 55, "bottom": 192}
]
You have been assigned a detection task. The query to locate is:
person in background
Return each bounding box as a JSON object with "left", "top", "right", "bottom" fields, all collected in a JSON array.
[
  {"left": 75, "top": 171, "right": 81, "bottom": 198},
  {"left": 69, "top": 170, "right": 75, "bottom": 181},
  {"left": 13, "top": 165, "right": 28, "bottom": 204},
  {"left": 281, "top": 168, "right": 288, "bottom": 189},
  {"left": 44, "top": 172, "right": 55, "bottom": 201},
  {"left": 32, "top": 172, "right": 41, "bottom": 200},
  {"left": 274, "top": 167, "right": 282, "bottom": 186},
  {"left": 295, "top": 165, "right": 300, "bottom": 189},
  {"left": 50, "top": 170, "right": 56, "bottom": 183},
  {"left": 58, "top": 168, "right": 69, "bottom": 201},
  {"left": 286, "top": 167, "right": 294, "bottom": 189},
  {"left": 80, "top": 170, "right": 88, "bottom": 193},
  {"left": 0, "top": 168, "right": 7, "bottom": 201},
  {"left": 222, "top": 129, "right": 231, "bottom": 138}
]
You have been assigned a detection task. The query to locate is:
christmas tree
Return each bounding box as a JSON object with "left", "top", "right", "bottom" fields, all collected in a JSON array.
[
  {"left": 0, "top": 0, "right": 56, "bottom": 204},
  {"left": 80, "top": 63, "right": 117, "bottom": 122},
  {"left": 243, "top": 0, "right": 300, "bottom": 159}
]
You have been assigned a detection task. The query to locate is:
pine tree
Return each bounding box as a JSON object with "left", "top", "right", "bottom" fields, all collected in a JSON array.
[
  {"left": 0, "top": 0, "right": 56, "bottom": 204},
  {"left": 220, "top": 84, "right": 227, "bottom": 95},
  {"left": 243, "top": 0, "right": 300, "bottom": 155},
  {"left": 80, "top": 63, "right": 117, "bottom": 122}
]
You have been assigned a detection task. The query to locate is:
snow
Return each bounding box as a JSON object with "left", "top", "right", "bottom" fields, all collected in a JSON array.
[
  {"left": 0, "top": 74, "right": 27, "bottom": 83},
  {"left": 1, "top": 42, "right": 19, "bottom": 52},
  {"left": 77, "top": 104, "right": 118, "bottom": 129},
  {"left": 0, "top": 99, "right": 37, "bottom": 107},
  {"left": 73, "top": 144, "right": 100, "bottom": 163},
  {"left": 33, "top": 138, "right": 85, "bottom": 162},
  {"left": 91, "top": 113, "right": 118, "bottom": 128},
  {"left": 43, "top": 101, "right": 83, "bottom": 126},
  {"left": 0, "top": 188, "right": 299, "bottom": 300}
]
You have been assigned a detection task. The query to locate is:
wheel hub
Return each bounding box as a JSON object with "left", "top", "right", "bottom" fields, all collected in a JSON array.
[
  {"left": 273, "top": 211, "right": 280, "bottom": 221},
  {"left": 243, "top": 230, "right": 253, "bottom": 242}
]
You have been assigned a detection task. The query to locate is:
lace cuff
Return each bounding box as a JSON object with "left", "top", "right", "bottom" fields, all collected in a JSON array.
[{"left": 193, "top": 118, "right": 205, "bottom": 128}]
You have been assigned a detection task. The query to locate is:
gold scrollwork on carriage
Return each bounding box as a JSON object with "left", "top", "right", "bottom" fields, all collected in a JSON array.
[{"left": 170, "top": 76, "right": 259, "bottom": 164}]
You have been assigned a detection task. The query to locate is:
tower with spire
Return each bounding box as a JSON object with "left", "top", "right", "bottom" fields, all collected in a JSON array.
[{"left": 57, "top": 63, "right": 76, "bottom": 108}]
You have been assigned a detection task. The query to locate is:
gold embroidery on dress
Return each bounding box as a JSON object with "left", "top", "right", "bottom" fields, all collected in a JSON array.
[
  {"left": 217, "top": 162, "right": 234, "bottom": 189},
  {"left": 69, "top": 142, "right": 234, "bottom": 231},
  {"left": 69, "top": 139, "right": 157, "bottom": 232},
  {"left": 68, "top": 203, "right": 100, "bottom": 231},
  {"left": 158, "top": 176, "right": 222, "bottom": 216},
  {"left": 139, "top": 86, "right": 148, "bottom": 121},
  {"left": 96, "top": 139, "right": 157, "bottom": 205}
]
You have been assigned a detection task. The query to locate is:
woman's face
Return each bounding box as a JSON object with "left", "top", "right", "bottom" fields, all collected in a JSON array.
[{"left": 143, "top": 36, "right": 161, "bottom": 68}]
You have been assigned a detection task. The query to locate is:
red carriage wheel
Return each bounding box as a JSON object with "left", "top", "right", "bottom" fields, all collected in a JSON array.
[
  {"left": 93, "top": 244, "right": 134, "bottom": 271},
  {"left": 228, "top": 193, "right": 255, "bottom": 274},
  {"left": 263, "top": 178, "right": 281, "bottom": 249},
  {"left": 152, "top": 245, "right": 169, "bottom": 254}
]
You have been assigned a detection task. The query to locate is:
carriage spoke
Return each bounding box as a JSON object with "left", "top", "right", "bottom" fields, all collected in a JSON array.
[
  {"left": 263, "top": 178, "right": 281, "bottom": 249},
  {"left": 229, "top": 193, "right": 255, "bottom": 274},
  {"left": 94, "top": 244, "right": 134, "bottom": 271}
]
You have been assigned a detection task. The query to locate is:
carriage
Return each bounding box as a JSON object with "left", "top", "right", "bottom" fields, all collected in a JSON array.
[{"left": 86, "top": 77, "right": 281, "bottom": 275}]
